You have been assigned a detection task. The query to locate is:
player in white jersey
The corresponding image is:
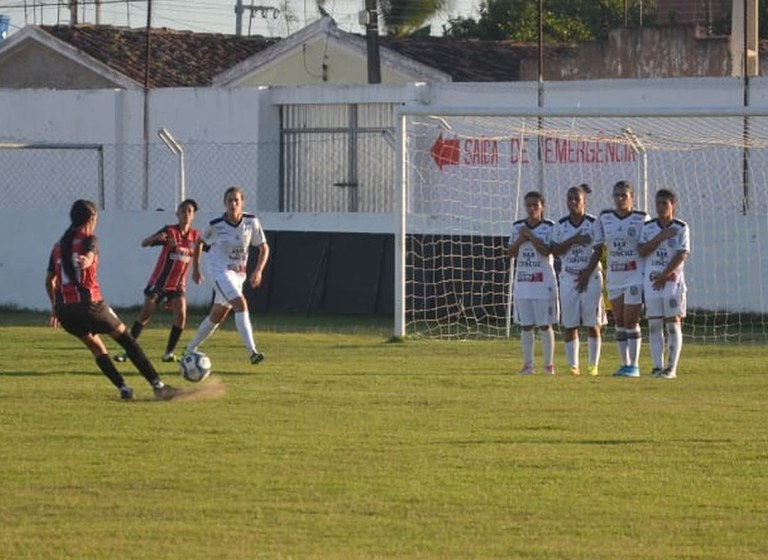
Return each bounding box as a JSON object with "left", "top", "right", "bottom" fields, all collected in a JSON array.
[
  {"left": 597, "top": 180, "right": 649, "bottom": 378},
  {"left": 507, "top": 191, "right": 559, "bottom": 375},
  {"left": 185, "top": 186, "right": 270, "bottom": 364},
  {"left": 638, "top": 189, "right": 690, "bottom": 380},
  {"left": 551, "top": 184, "right": 606, "bottom": 377}
]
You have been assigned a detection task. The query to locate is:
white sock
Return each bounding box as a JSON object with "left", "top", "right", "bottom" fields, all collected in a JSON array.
[
  {"left": 186, "top": 316, "right": 219, "bottom": 352},
  {"left": 235, "top": 311, "right": 257, "bottom": 355},
  {"left": 666, "top": 322, "right": 683, "bottom": 372},
  {"left": 648, "top": 318, "right": 665, "bottom": 369},
  {"left": 626, "top": 325, "right": 642, "bottom": 367},
  {"left": 541, "top": 327, "right": 555, "bottom": 367},
  {"left": 521, "top": 330, "right": 535, "bottom": 366},
  {"left": 588, "top": 335, "right": 601, "bottom": 367},
  {"left": 616, "top": 327, "right": 629, "bottom": 365},
  {"left": 565, "top": 338, "right": 579, "bottom": 368}
]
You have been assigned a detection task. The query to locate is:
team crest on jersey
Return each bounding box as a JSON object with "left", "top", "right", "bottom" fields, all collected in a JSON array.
[
  {"left": 668, "top": 237, "right": 677, "bottom": 248},
  {"left": 627, "top": 227, "right": 637, "bottom": 237},
  {"left": 630, "top": 285, "right": 639, "bottom": 296}
]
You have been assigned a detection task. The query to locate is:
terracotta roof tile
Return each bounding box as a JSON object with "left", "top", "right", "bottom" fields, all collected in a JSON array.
[
  {"left": 41, "top": 24, "right": 278, "bottom": 87},
  {"left": 39, "top": 24, "right": 566, "bottom": 85},
  {"left": 381, "top": 37, "right": 570, "bottom": 82}
]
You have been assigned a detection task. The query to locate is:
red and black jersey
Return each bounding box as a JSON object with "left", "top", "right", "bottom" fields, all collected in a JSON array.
[
  {"left": 145, "top": 225, "right": 200, "bottom": 292},
  {"left": 48, "top": 231, "right": 103, "bottom": 304}
]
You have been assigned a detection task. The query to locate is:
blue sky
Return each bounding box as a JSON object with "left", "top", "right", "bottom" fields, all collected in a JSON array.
[{"left": 0, "top": 0, "right": 477, "bottom": 38}]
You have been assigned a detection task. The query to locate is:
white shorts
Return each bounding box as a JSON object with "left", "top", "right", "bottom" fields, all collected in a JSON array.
[
  {"left": 559, "top": 272, "right": 607, "bottom": 329},
  {"left": 607, "top": 283, "right": 643, "bottom": 305},
  {"left": 515, "top": 297, "right": 560, "bottom": 327},
  {"left": 212, "top": 269, "right": 246, "bottom": 307},
  {"left": 645, "top": 289, "right": 687, "bottom": 319}
]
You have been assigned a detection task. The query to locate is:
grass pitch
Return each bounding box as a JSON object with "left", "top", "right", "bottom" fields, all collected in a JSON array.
[{"left": 0, "top": 310, "right": 766, "bottom": 559}]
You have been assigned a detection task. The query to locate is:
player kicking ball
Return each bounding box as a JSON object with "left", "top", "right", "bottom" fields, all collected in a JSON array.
[{"left": 638, "top": 189, "right": 691, "bottom": 379}]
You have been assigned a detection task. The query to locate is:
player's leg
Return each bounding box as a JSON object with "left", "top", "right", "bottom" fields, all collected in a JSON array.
[
  {"left": 560, "top": 278, "right": 580, "bottom": 375},
  {"left": 609, "top": 288, "right": 629, "bottom": 374},
  {"left": 162, "top": 293, "right": 185, "bottom": 361},
  {"left": 583, "top": 273, "right": 605, "bottom": 376},
  {"left": 217, "top": 270, "right": 263, "bottom": 364},
  {"left": 535, "top": 298, "right": 558, "bottom": 375},
  {"left": 80, "top": 331, "right": 133, "bottom": 399},
  {"left": 185, "top": 303, "right": 228, "bottom": 353},
  {"left": 662, "top": 290, "right": 686, "bottom": 379},
  {"left": 114, "top": 292, "right": 158, "bottom": 362},
  {"left": 185, "top": 272, "right": 237, "bottom": 353},
  {"left": 515, "top": 299, "right": 536, "bottom": 375},
  {"left": 645, "top": 296, "right": 665, "bottom": 376},
  {"left": 622, "top": 285, "right": 644, "bottom": 376}
]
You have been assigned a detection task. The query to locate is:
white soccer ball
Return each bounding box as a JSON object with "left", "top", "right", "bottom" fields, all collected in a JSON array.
[{"left": 180, "top": 351, "right": 212, "bottom": 383}]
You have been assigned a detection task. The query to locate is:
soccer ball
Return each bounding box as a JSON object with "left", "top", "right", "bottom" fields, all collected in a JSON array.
[{"left": 180, "top": 351, "right": 212, "bottom": 383}]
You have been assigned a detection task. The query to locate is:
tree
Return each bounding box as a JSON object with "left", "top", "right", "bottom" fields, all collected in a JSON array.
[
  {"left": 378, "top": 0, "right": 447, "bottom": 36},
  {"left": 316, "top": 0, "right": 446, "bottom": 37},
  {"left": 443, "top": 0, "right": 653, "bottom": 43}
]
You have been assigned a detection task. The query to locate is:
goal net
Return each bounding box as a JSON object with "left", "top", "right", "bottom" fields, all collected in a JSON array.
[{"left": 396, "top": 109, "right": 768, "bottom": 343}]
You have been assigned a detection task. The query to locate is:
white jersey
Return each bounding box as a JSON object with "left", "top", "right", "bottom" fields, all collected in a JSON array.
[
  {"left": 509, "top": 219, "right": 558, "bottom": 300},
  {"left": 640, "top": 217, "right": 690, "bottom": 295},
  {"left": 597, "top": 209, "right": 648, "bottom": 289},
  {"left": 551, "top": 214, "right": 604, "bottom": 277},
  {"left": 200, "top": 212, "right": 266, "bottom": 275}
]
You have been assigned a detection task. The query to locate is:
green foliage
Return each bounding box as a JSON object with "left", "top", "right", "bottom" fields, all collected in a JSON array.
[
  {"left": 1, "top": 315, "right": 767, "bottom": 559},
  {"left": 379, "top": 0, "right": 447, "bottom": 36},
  {"left": 443, "top": 0, "right": 656, "bottom": 43}
]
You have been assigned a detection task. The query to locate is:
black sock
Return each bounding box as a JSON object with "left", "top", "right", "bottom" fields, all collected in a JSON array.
[
  {"left": 115, "top": 332, "right": 161, "bottom": 387},
  {"left": 96, "top": 354, "right": 126, "bottom": 389},
  {"left": 166, "top": 325, "right": 183, "bottom": 355},
  {"left": 130, "top": 321, "right": 144, "bottom": 340}
]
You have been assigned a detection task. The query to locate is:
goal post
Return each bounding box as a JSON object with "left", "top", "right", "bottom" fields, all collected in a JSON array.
[{"left": 395, "top": 106, "right": 768, "bottom": 343}]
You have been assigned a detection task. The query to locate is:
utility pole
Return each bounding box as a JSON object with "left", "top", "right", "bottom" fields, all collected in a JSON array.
[
  {"left": 235, "top": 0, "right": 243, "bottom": 35},
  {"left": 70, "top": 0, "right": 78, "bottom": 24},
  {"left": 362, "top": 0, "right": 381, "bottom": 83},
  {"left": 142, "top": 0, "right": 153, "bottom": 210},
  {"left": 95, "top": 0, "right": 102, "bottom": 24}
]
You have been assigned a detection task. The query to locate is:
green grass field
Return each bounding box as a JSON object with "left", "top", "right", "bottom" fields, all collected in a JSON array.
[{"left": 1, "top": 310, "right": 766, "bottom": 559}]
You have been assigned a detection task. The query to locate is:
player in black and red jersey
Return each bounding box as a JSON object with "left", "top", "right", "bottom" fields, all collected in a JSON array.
[
  {"left": 45, "top": 199, "right": 181, "bottom": 401},
  {"left": 115, "top": 199, "right": 200, "bottom": 364}
]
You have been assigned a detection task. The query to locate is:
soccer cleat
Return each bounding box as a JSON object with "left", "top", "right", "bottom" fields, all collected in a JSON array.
[
  {"left": 119, "top": 385, "right": 134, "bottom": 400},
  {"left": 544, "top": 365, "right": 555, "bottom": 376},
  {"left": 587, "top": 365, "right": 599, "bottom": 377},
  {"left": 519, "top": 364, "right": 535, "bottom": 376},
  {"left": 250, "top": 350, "right": 265, "bottom": 365},
  {"left": 153, "top": 384, "right": 184, "bottom": 401},
  {"left": 570, "top": 365, "right": 581, "bottom": 377},
  {"left": 613, "top": 365, "right": 630, "bottom": 377},
  {"left": 114, "top": 352, "right": 128, "bottom": 363},
  {"left": 161, "top": 353, "right": 180, "bottom": 363},
  {"left": 616, "top": 365, "right": 640, "bottom": 378},
  {"left": 650, "top": 367, "right": 664, "bottom": 378},
  {"left": 660, "top": 368, "right": 677, "bottom": 379}
]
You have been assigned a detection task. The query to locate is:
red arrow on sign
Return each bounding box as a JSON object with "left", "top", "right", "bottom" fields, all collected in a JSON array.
[{"left": 431, "top": 134, "right": 460, "bottom": 170}]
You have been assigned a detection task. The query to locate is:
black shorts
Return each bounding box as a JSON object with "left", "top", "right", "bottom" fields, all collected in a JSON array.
[
  {"left": 55, "top": 301, "right": 123, "bottom": 338},
  {"left": 143, "top": 286, "right": 184, "bottom": 305}
]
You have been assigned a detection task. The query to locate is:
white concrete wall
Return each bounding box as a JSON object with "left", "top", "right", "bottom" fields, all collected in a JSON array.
[{"left": 0, "top": 209, "right": 394, "bottom": 312}]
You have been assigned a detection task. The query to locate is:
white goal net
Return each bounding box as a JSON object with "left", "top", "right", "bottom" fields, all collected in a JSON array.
[{"left": 396, "top": 109, "right": 768, "bottom": 343}]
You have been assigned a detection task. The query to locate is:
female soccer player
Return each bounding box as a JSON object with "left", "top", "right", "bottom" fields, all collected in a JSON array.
[
  {"left": 551, "top": 184, "right": 606, "bottom": 376},
  {"left": 45, "top": 199, "right": 181, "bottom": 400},
  {"left": 184, "top": 186, "right": 270, "bottom": 364},
  {"left": 638, "top": 189, "right": 690, "bottom": 379},
  {"left": 597, "top": 180, "right": 649, "bottom": 377},
  {"left": 115, "top": 198, "right": 200, "bottom": 364},
  {"left": 507, "top": 191, "right": 559, "bottom": 375}
]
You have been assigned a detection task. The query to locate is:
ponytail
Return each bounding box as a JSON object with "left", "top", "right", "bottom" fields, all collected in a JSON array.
[{"left": 60, "top": 199, "right": 97, "bottom": 285}]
